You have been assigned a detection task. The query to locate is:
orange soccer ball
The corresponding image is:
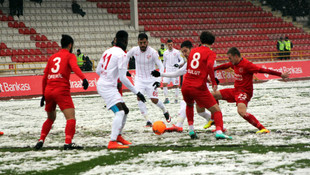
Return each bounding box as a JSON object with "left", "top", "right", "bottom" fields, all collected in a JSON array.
[{"left": 152, "top": 121, "right": 166, "bottom": 135}]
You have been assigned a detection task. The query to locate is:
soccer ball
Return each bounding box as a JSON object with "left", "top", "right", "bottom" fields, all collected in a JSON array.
[{"left": 152, "top": 121, "right": 166, "bottom": 135}]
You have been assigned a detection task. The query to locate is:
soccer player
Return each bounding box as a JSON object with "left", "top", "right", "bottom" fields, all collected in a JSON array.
[
  {"left": 34, "top": 34, "right": 89, "bottom": 150},
  {"left": 96, "top": 30, "right": 146, "bottom": 149},
  {"left": 181, "top": 31, "right": 231, "bottom": 139},
  {"left": 211, "top": 47, "right": 290, "bottom": 133},
  {"left": 152, "top": 41, "right": 213, "bottom": 133},
  {"left": 162, "top": 39, "right": 184, "bottom": 104},
  {"left": 127, "top": 33, "right": 170, "bottom": 127}
]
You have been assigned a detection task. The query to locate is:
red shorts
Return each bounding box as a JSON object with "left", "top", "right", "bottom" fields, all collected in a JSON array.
[
  {"left": 219, "top": 88, "right": 252, "bottom": 106},
  {"left": 181, "top": 85, "right": 217, "bottom": 109},
  {"left": 44, "top": 87, "right": 74, "bottom": 112}
]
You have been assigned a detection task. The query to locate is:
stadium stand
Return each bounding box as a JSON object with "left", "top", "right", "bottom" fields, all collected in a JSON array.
[{"left": 0, "top": 0, "right": 310, "bottom": 75}]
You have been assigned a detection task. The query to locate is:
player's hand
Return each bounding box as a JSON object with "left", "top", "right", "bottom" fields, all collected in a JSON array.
[
  {"left": 82, "top": 79, "right": 89, "bottom": 90},
  {"left": 40, "top": 96, "right": 45, "bottom": 107},
  {"left": 212, "top": 85, "right": 218, "bottom": 92},
  {"left": 126, "top": 71, "right": 131, "bottom": 77},
  {"left": 281, "top": 71, "right": 290, "bottom": 81},
  {"left": 136, "top": 92, "right": 146, "bottom": 102},
  {"left": 174, "top": 64, "right": 179, "bottom": 68},
  {"left": 215, "top": 78, "right": 220, "bottom": 85},
  {"left": 152, "top": 81, "right": 161, "bottom": 90},
  {"left": 151, "top": 70, "right": 161, "bottom": 77}
]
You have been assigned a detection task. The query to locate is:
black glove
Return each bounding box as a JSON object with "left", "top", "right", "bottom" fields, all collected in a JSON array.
[
  {"left": 152, "top": 81, "right": 160, "bottom": 90},
  {"left": 215, "top": 78, "right": 220, "bottom": 85},
  {"left": 151, "top": 70, "right": 161, "bottom": 77},
  {"left": 137, "top": 92, "right": 146, "bottom": 102},
  {"left": 82, "top": 78, "right": 89, "bottom": 90},
  {"left": 40, "top": 96, "right": 45, "bottom": 107},
  {"left": 126, "top": 71, "right": 131, "bottom": 77},
  {"left": 174, "top": 64, "right": 179, "bottom": 68}
]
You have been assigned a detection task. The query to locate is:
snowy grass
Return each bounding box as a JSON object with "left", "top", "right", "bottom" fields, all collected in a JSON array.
[{"left": 0, "top": 80, "right": 310, "bottom": 174}]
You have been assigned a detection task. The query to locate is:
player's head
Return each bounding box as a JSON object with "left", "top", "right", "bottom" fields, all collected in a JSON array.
[
  {"left": 61, "top": 34, "right": 74, "bottom": 53},
  {"left": 138, "top": 33, "right": 148, "bottom": 52},
  {"left": 111, "top": 37, "right": 116, "bottom": 46},
  {"left": 180, "top": 40, "right": 193, "bottom": 59},
  {"left": 199, "top": 31, "right": 215, "bottom": 45},
  {"left": 115, "top": 30, "right": 128, "bottom": 51},
  {"left": 167, "top": 39, "right": 173, "bottom": 50},
  {"left": 227, "top": 47, "right": 241, "bottom": 65}
]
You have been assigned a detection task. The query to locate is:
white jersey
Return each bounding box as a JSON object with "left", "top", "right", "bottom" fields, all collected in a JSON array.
[
  {"left": 127, "top": 46, "right": 164, "bottom": 82},
  {"left": 96, "top": 46, "right": 128, "bottom": 87},
  {"left": 163, "top": 48, "right": 184, "bottom": 72}
]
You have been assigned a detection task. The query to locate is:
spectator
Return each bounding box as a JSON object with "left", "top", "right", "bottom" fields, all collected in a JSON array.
[
  {"left": 76, "top": 49, "right": 85, "bottom": 69},
  {"left": 72, "top": 0, "right": 86, "bottom": 17},
  {"left": 30, "top": 0, "right": 42, "bottom": 5},
  {"left": 158, "top": 44, "right": 166, "bottom": 62},
  {"left": 0, "top": 0, "right": 4, "bottom": 6},
  {"left": 277, "top": 37, "right": 285, "bottom": 60},
  {"left": 83, "top": 56, "right": 92, "bottom": 71},
  {"left": 284, "top": 36, "right": 293, "bottom": 60}
]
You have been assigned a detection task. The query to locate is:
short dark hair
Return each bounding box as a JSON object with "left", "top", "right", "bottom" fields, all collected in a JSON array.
[
  {"left": 227, "top": 47, "right": 241, "bottom": 57},
  {"left": 200, "top": 31, "right": 215, "bottom": 45},
  {"left": 115, "top": 30, "right": 128, "bottom": 43},
  {"left": 138, "top": 33, "right": 148, "bottom": 40},
  {"left": 61, "top": 34, "right": 74, "bottom": 48},
  {"left": 181, "top": 40, "right": 193, "bottom": 49},
  {"left": 167, "top": 39, "right": 173, "bottom": 43}
]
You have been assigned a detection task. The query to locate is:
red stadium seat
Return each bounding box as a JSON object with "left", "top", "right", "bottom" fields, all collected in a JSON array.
[
  {"left": 19, "top": 22, "right": 26, "bottom": 28},
  {"left": 30, "top": 28, "right": 36, "bottom": 34}
]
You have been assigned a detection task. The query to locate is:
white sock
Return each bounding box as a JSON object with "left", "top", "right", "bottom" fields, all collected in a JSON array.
[
  {"left": 175, "top": 87, "right": 179, "bottom": 99},
  {"left": 189, "top": 125, "right": 194, "bottom": 131},
  {"left": 156, "top": 100, "right": 167, "bottom": 113},
  {"left": 198, "top": 111, "right": 211, "bottom": 121},
  {"left": 176, "top": 101, "right": 186, "bottom": 127},
  {"left": 119, "top": 114, "right": 127, "bottom": 135},
  {"left": 138, "top": 100, "right": 149, "bottom": 122},
  {"left": 163, "top": 87, "right": 168, "bottom": 98},
  {"left": 216, "top": 130, "right": 223, "bottom": 134},
  {"left": 111, "top": 110, "right": 124, "bottom": 141}
]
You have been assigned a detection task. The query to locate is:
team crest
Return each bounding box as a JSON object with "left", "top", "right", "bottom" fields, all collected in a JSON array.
[
  {"left": 147, "top": 55, "right": 151, "bottom": 59},
  {"left": 173, "top": 53, "right": 176, "bottom": 56},
  {"left": 239, "top": 68, "right": 243, "bottom": 73}
]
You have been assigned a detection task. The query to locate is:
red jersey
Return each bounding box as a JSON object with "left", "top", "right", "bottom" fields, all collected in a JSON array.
[
  {"left": 183, "top": 46, "right": 216, "bottom": 90},
  {"left": 215, "top": 58, "right": 282, "bottom": 96},
  {"left": 42, "top": 49, "right": 86, "bottom": 93}
]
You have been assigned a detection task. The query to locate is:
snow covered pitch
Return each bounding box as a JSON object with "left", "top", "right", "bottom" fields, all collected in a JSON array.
[{"left": 0, "top": 79, "right": 309, "bottom": 174}]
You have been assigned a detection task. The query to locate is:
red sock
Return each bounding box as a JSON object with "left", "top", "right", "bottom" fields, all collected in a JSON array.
[
  {"left": 213, "top": 111, "right": 223, "bottom": 131},
  {"left": 39, "top": 118, "right": 54, "bottom": 141},
  {"left": 243, "top": 113, "right": 265, "bottom": 130},
  {"left": 65, "top": 119, "right": 76, "bottom": 144},
  {"left": 186, "top": 105, "right": 194, "bottom": 126}
]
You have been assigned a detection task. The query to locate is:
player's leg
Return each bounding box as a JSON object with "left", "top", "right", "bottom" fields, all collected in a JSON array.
[
  {"left": 62, "top": 108, "right": 83, "bottom": 150},
  {"left": 165, "top": 100, "right": 185, "bottom": 132},
  {"left": 162, "top": 77, "right": 170, "bottom": 104},
  {"left": 135, "top": 81, "right": 152, "bottom": 126},
  {"left": 181, "top": 86, "right": 197, "bottom": 139},
  {"left": 117, "top": 103, "right": 132, "bottom": 145},
  {"left": 173, "top": 77, "right": 180, "bottom": 103},
  {"left": 237, "top": 103, "right": 269, "bottom": 133},
  {"left": 34, "top": 110, "right": 56, "bottom": 150}
]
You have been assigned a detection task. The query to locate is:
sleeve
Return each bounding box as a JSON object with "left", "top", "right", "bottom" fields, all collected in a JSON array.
[
  {"left": 154, "top": 51, "right": 164, "bottom": 82},
  {"left": 118, "top": 53, "right": 138, "bottom": 94},
  {"left": 161, "top": 63, "right": 187, "bottom": 77},
  {"left": 207, "top": 53, "right": 216, "bottom": 86},
  {"left": 214, "top": 62, "right": 233, "bottom": 71},
  {"left": 42, "top": 63, "right": 49, "bottom": 95},
  {"left": 69, "top": 54, "right": 86, "bottom": 80},
  {"left": 246, "top": 62, "right": 282, "bottom": 76},
  {"left": 177, "top": 51, "right": 184, "bottom": 66}
]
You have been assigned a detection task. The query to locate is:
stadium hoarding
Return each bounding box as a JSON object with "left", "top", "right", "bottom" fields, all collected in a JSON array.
[{"left": 1, "top": 60, "right": 310, "bottom": 99}]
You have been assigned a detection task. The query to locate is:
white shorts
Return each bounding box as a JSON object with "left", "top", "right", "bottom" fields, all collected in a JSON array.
[
  {"left": 97, "top": 85, "right": 123, "bottom": 109},
  {"left": 163, "top": 77, "right": 179, "bottom": 86},
  {"left": 135, "top": 80, "right": 159, "bottom": 99}
]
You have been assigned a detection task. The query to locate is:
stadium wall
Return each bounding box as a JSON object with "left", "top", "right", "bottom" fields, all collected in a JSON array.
[{"left": 1, "top": 60, "right": 310, "bottom": 99}]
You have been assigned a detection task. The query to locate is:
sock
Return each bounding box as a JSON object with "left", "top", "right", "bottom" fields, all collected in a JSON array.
[
  {"left": 189, "top": 125, "right": 194, "bottom": 131},
  {"left": 39, "top": 118, "right": 54, "bottom": 141},
  {"left": 119, "top": 114, "right": 127, "bottom": 135},
  {"left": 111, "top": 111, "right": 124, "bottom": 141},
  {"left": 156, "top": 100, "right": 167, "bottom": 113},
  {"left": 186, "top": 105, "right": 194, "bottom": 126},
  {"left": 163, "top": 87, "right": 168, "bottom": 98},
  {"left": 213, "top": 111, "right": 224, "bottom": 131},
  {"left": 243, "top": 113, "right": 265, "bottom": 130},
  {"left": 198, "top": 111, "right": 211, "bottom": 121},
  {"left": 138, "top": 100, "right": 149, "bottom": 121},
  {"left": 175, "top": 87, "right": 179, "bottom": 100},
  {"left": 176, "top": 101, "right": 186, "bottom": 127},
  {"left": 65, "top": 119, "right": 76, "bottom": 144}
]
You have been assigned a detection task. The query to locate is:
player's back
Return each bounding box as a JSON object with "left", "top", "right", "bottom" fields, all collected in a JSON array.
[
  {"left": 183, "top": 46, "right": 216, "bottom": 89},
  {"left": 45, "top": 49, "right": 76, "bottom": 88},
  {"left": 97, "top": 46, "right": 126, "bottom": 87}
]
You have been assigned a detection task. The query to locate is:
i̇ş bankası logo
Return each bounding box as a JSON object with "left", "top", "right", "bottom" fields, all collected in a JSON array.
[
  {"left": 262, "top": 65, "right": 303, "bottom": 78},
  {"left": 0, "top": 82, "right": 31, "bottom": 92}
]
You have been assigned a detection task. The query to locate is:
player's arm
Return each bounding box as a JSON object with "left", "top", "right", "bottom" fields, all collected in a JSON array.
[
  {"left": 249, "top": 63, "right": 290, "bottom": 80},
  {"left": 175, "top": 51, "right": 184, "bottom": 67},
  {"left": 152, "top": 63, "right": 187, "bottom": 78},
  {"left": 214, "top": 62, "right": 233, "bottom": 71},
  {"left": 162, "top": 52, "right": 167, "bottom": 69},
  {"left": 69, "top": 55, "right": 89, "bottom": 89},
  {"left": 207, "top": 53, "right": 217, "bottom": 91}
]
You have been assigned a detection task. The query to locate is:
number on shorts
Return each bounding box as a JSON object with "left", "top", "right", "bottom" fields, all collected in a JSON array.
[
  {"left": 190, "top": 52, "right": 200, "bottom": 69},
  {"left": 51, "top": 57, "right": 61, "bottom": 73},
  {"left": 153, "top": 91, "right": 158, "bottom": 97},
  {"left": 238, "top": 93, "right": 247, "bottom": 101}
]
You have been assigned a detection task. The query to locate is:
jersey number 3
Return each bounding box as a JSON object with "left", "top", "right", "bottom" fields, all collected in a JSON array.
[
  {"left": 190, "top": 52, "right": 200, "bottom": 69},
  {"left": 51, "top": 57, "right": 61, "bottom": 73}
]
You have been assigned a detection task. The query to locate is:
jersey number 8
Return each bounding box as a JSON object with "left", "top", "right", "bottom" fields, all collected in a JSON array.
[{"left": 190, "top": 52, "right": 200, "bottom": 69}]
